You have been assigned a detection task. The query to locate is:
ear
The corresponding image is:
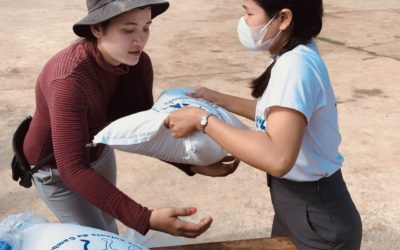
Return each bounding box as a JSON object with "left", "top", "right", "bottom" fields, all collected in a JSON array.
[
  {"left": 90, "top": 24, "right": 103, "bottom": 39},
  {"left": 277, "top": 8, "right": 293, "bottom": 30}
]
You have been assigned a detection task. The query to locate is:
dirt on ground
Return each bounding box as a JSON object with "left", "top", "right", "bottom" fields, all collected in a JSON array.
[{"left": 1, "top": 0, "right": 399, "bottom": 249}]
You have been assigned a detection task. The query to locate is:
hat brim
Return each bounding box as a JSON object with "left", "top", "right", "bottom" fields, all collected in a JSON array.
[{"left": 73, "top": 0, "right": 169, "bottom": 38}]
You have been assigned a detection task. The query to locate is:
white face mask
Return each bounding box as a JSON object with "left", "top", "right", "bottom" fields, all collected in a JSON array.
[{"left": 237, "top": 15, "right": 281, "bottom": 51}]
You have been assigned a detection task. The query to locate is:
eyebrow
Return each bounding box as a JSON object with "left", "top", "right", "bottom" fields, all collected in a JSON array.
[
  {"left": 242, "top": 5, "right": 248, "bottom": 10},
  {"left": 124, "top": 21, "right": 152, "bottom": 25}
]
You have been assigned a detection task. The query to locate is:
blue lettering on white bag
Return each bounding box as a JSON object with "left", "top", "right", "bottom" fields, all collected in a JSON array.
[
  {"left": 0, "top": 241, "right": 12, "bottom": 250},
  {"left": 49, "top": 233, "right": 146, "bottom": 250},
  {"left": 152, "top": 87, "right": 226, "bottom": 122}
]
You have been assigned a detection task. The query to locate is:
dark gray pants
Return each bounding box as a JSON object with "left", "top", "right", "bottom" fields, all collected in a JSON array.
[
  {"left": 32, "top": 146, "right": 118, "bottom": 234},
  {"left": 268, "top": 170, "right": 362, "bottom": 250}
]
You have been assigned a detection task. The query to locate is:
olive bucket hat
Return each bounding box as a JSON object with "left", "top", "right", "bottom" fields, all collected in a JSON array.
[{"left": 73, "top": 0, "right": 169, "bottom": 38}]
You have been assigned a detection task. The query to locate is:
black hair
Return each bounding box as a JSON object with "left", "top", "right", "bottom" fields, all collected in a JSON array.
[
  {"left": 84, "top": 19, "right": 112, "bottom": 41},
  {"left": 250, "top": 0, "right": 324, "bottom": 98}
]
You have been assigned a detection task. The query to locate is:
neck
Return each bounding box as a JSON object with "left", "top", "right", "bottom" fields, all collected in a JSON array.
[
  {"left": 269, "top": 28, "right": 291, "bottom": 56},
  {"left": 96, "top": 42, "right": 120, "bottom": 66}
]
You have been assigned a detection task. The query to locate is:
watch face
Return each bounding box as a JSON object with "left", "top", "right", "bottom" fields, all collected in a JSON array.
[{"left": 200, "top": 117, "right": 207, "bottom": 126}]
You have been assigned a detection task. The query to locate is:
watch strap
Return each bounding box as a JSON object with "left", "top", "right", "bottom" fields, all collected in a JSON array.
[{"left": 200, "top": 113, "right": 215, "bottom": 134}]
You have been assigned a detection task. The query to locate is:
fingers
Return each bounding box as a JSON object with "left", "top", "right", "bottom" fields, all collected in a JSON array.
[
  {"left": 164, "top": 118, "right": 176, "bottom": 131},
  {"left": 221, "top": 155, "right": 241, "bottom": 168},
  {"left": 175, "top": 216, "right": 213, "bottom": 238},
  {"left": 164, "top": 116, "right": 170, "bottom": 129},
  {"left": 233, "top": 159, "right": 241, "bottom": 168},
  {"left": 150, "top": 207, "right": 212, "bottom": 238},
  {"left": 169, "top": 207, "right": 213, "bottom": 238},
  {"left": 172, "top": 207, "right": 198, "bottom": 217},
  {"left": 228, "top": 159, "right": 240, "bottom": 174},
  {"left": 216, "top": 156, "right": 240, "bottom": 176},
  {"left": 221, "top": 155, "right": 236, "bottom": 163},
  {"left": 225, "top": 157, "right": 240, "bottom": 174},
  {"left": 199, "top": 216, "right": 213, "bottom": 233},
  {"left": 188, "top": 91, "right": 201, "bottom": 98},
  {"left": 190, "top": 155, "right": 240, "bottom": 177},
  {"left": 187, "top": 87, "right": 202, "bottom": 98},
  {"left": 188, "top": 87, "right": 208, "bottom": 99}
]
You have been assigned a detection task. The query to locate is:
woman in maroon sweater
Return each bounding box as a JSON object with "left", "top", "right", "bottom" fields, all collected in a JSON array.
[{"left": 22, "top": 0, "right": 237, "bottom": 237}]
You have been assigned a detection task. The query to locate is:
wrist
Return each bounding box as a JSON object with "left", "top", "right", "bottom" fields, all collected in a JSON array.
[
  {"left": 195, "top": 109, "right": 208, "bottom": 130},
  {"left": 199, "top": 113, "right": 216, "bottom": 134},
  {"left": 214, "top": 93, "right": 228, "bottom": 108}
]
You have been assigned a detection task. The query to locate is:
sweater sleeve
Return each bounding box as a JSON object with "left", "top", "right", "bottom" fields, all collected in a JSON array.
[{"left": 48, "top": 78, "right": 152, "bottom": 235}]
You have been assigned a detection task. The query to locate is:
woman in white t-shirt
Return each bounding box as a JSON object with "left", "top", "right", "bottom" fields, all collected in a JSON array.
[{"left": 165, "top": 0, "right": 362, "bottom": 249}]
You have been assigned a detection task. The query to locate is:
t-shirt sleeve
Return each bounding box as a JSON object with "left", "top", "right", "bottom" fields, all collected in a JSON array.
[
  {"left": 48, "top": 78, "right": 152, "bottom": 235},
  {"left": 262, "top": 55, "right": 326, "bottom": 123}
]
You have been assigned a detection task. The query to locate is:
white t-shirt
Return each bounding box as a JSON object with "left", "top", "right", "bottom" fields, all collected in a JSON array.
[{"left": 255, "top": 41, "right": 343, "bottom": 181}]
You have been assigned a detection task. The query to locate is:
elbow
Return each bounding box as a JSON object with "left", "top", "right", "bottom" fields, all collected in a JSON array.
[{"left": 267, "top": 156, "right": 295, "bottom": 178}]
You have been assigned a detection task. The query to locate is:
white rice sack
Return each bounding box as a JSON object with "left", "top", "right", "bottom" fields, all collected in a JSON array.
[
  {"left": 123, "top": 228, "right": 187, "bottom": 248},
  {"left": 21, "top": 223, "right": 148, "bottom": 250},
  {"left": 93, "top": 87, "right": 248, "bottom": 166},
  {"left": 0, "top": 211, "right": 49, "bottom": 250}
]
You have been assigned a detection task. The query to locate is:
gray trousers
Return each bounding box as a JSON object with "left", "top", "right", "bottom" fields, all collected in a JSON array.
[
  {"left": 269, "top": 170, "right": 362, "bottom": 250},
  {"left": 32, "top": 146, "right": 118, "bottom": 234}
]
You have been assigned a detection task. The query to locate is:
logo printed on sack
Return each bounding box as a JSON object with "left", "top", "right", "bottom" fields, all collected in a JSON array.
[
  {"left": 80, "top": 239, "right": 90, "bottom": 250},
  {"left": 153, "top": 95, "right": 226, "bottom": 122},
  {"left": 80, "top": 238, "right": 120, "bottom": 250},
  {"left": 166, "top": 103, "right": 190, "bottom": 109},
  {"left": 49, "top": 233, "right": 147, "bottom": 250}
]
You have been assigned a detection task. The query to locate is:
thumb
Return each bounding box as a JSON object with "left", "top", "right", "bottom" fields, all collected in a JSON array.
[
  {"left": 164, "top": 116, "right": 170, "bottom": 129},
  {"left": 173, "top": 207, "right": 197, "bottom": 217},
  {"left": 188, "top": 92, "right": 200, "bottom": 98}
]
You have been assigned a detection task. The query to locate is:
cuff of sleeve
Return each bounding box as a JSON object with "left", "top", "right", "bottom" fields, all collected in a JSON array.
[{"left": 134, "top": 208, "right": 153, "bottom": 235}]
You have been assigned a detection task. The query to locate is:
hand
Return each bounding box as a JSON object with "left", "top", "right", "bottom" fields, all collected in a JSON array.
[
  {"left": 164, "top": 107, "right": 207, "bottom": 138},
  {"left": 149, "top": 207, "right": 212, "bottom": 238},
  {"left": 188, "top": 87, "right": 222, "bottom": 105},
  {"left": 190, "top": 155, "right": 240, "bottom": 177}
]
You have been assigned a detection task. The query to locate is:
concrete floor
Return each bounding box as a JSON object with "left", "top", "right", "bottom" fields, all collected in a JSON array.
[{"left": 0, "top": 0, "right": 399, "bottom": 249}]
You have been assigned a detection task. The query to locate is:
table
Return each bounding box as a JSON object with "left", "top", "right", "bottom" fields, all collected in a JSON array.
[{"left": 152, "top": 237, "right": 296, "bottom": 250}]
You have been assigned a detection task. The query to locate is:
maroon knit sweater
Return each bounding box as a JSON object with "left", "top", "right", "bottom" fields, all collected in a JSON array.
[{"left": 23, "top": 40, "right": 155, "bottom": 234}]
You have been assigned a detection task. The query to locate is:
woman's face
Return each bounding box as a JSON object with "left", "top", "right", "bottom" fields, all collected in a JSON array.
[
  {"left": 241, "top": 0, "right": 268, "bottom": 26},
  {"left": 241, "top": 0, "right": 281, "bottom": 44},
  {"left": 94, "top": 7, "right": 152, "bottom": 66}
]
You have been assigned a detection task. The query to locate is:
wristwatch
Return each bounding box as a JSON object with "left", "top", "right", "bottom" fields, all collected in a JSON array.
[{"left": 200, "top": 113, "right": 215, "bottom": 134}]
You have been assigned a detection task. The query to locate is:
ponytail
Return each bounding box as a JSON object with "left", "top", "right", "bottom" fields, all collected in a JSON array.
[{"left": 250, "top": 39, "right": 301, "bottom": 98}]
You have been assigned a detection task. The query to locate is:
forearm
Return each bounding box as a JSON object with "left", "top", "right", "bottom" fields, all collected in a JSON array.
[
  {"left": 60, "top": 167, "right": 152, "bottom": 234},
  {"left": 216, "top": 94, "right": 256, "bottom": 121},
  {"left": 203, "top": 116, "right": 292, "bottom": 177}
]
